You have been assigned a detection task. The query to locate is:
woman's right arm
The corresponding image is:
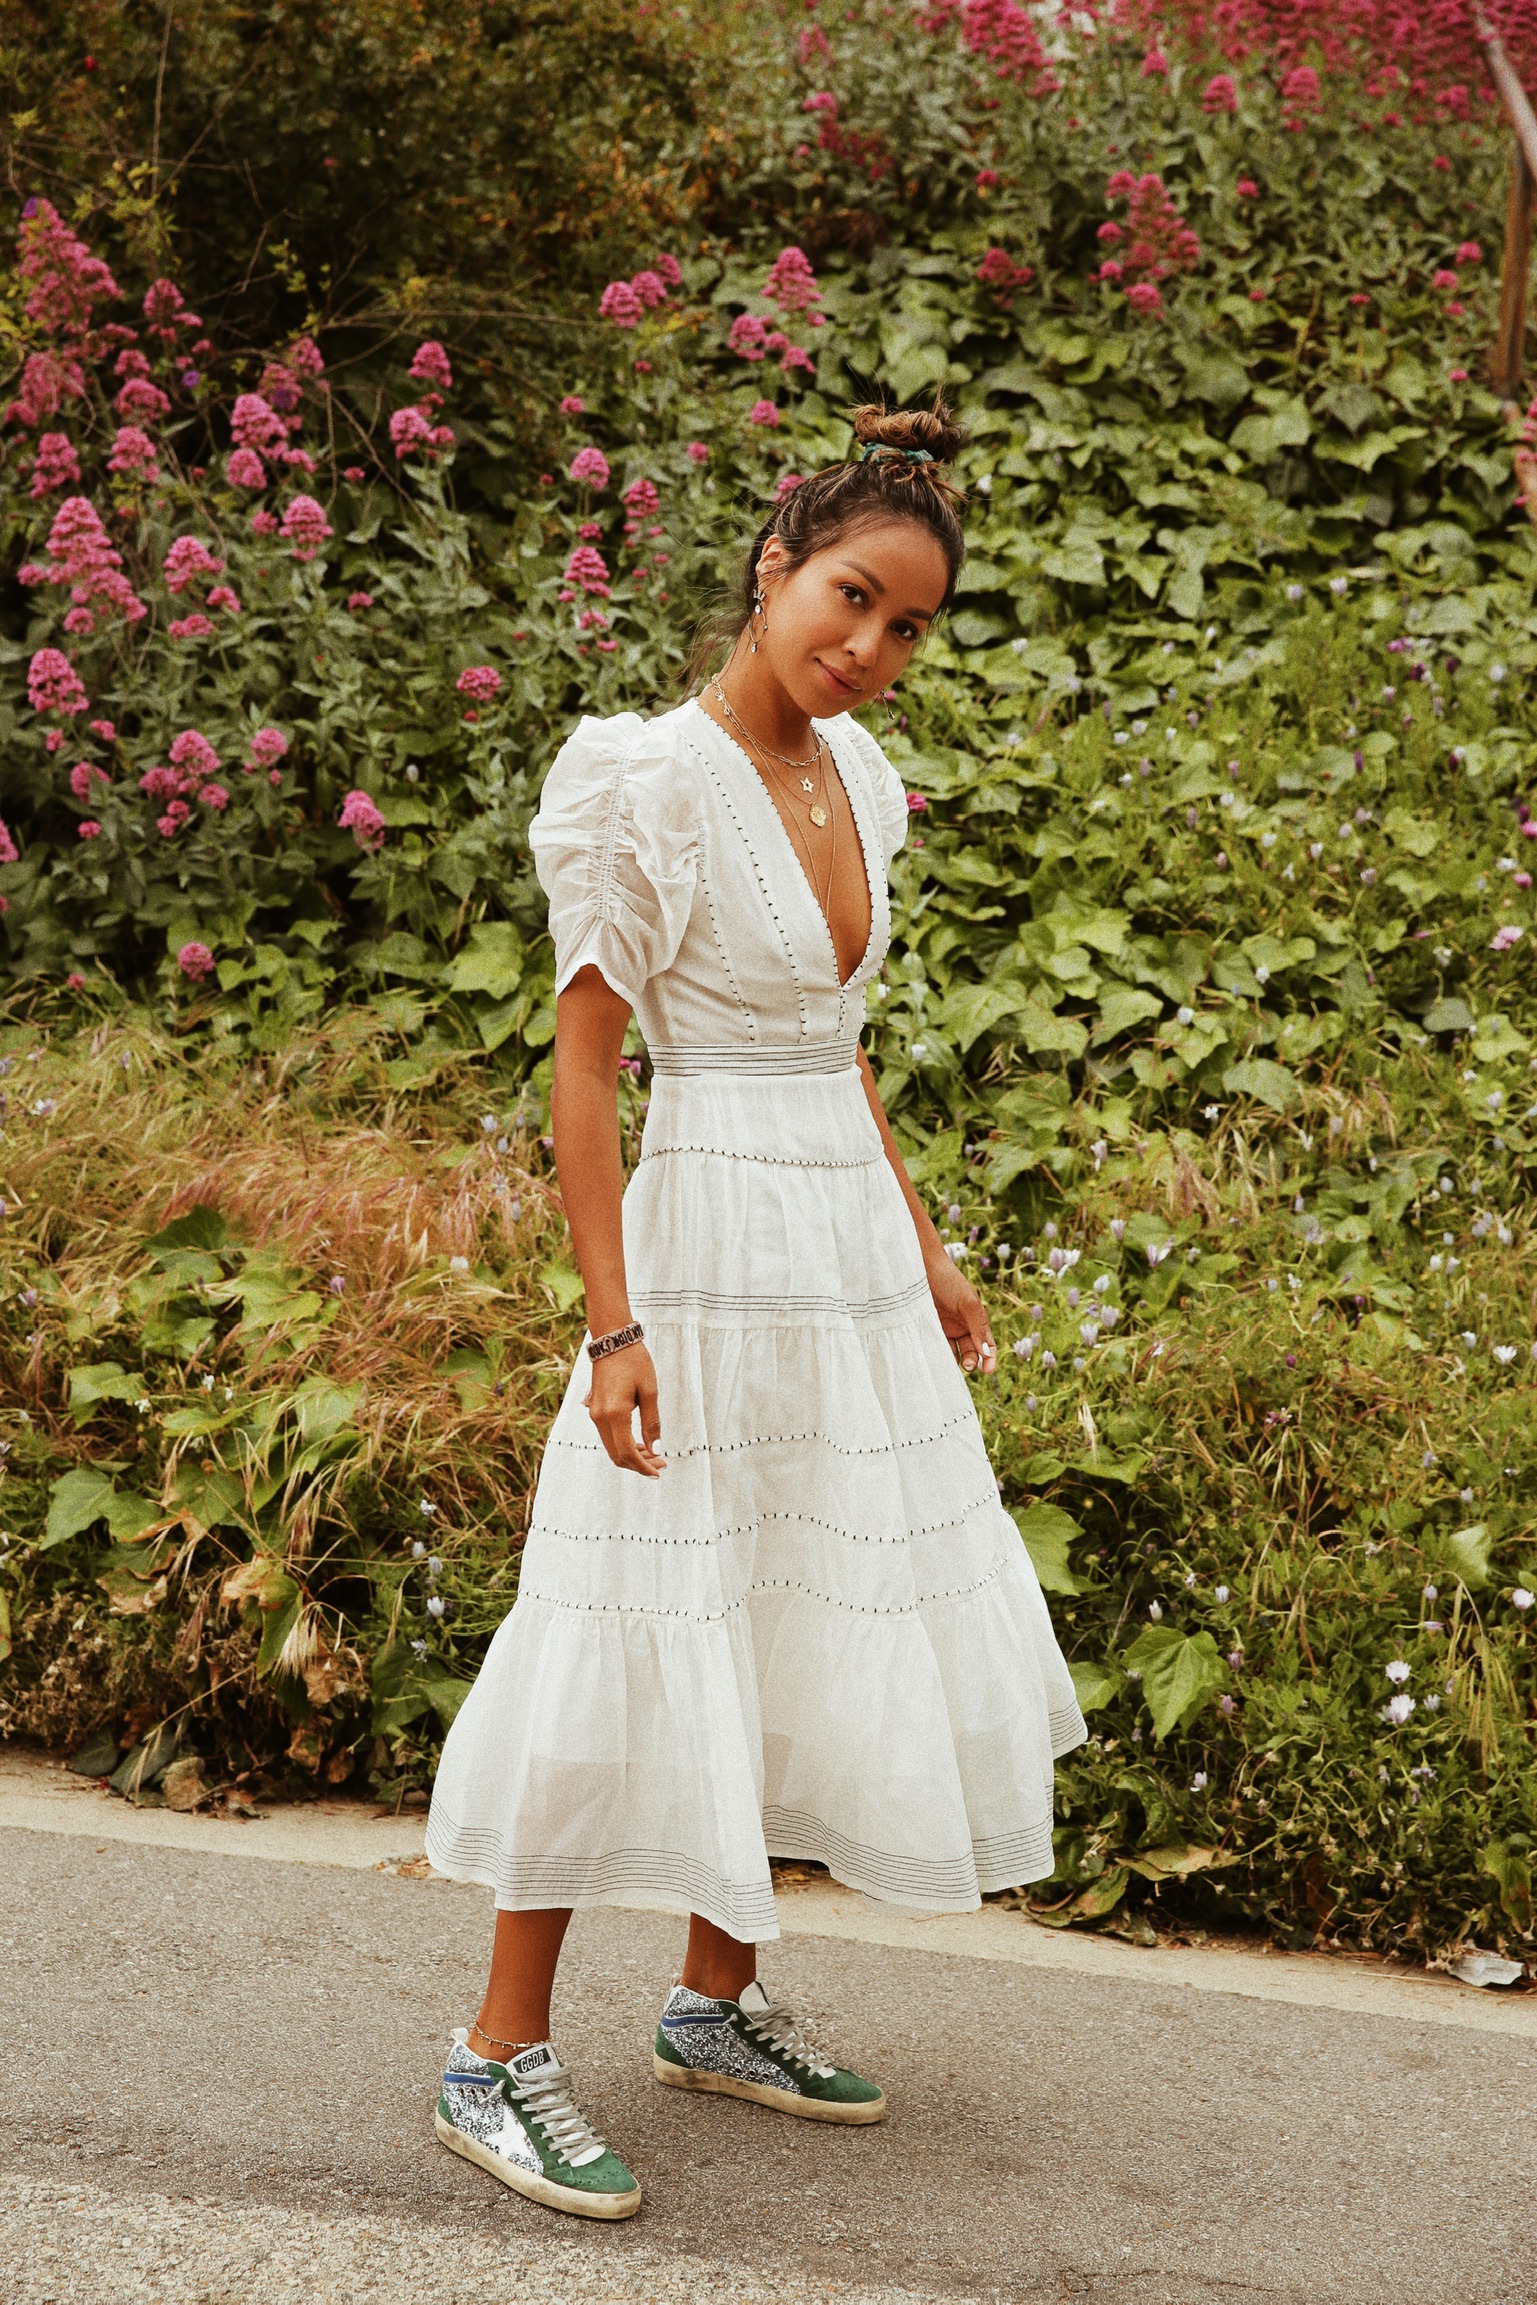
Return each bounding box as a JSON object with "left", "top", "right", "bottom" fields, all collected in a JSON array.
[{"left": 550, "top": 963, "right": 665, "bottom": 1477}]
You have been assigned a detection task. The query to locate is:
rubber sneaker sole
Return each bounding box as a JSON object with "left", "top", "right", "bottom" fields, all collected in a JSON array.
[
  {"left": 434, "top": 2109, "right": 642, "bottom": 2218},
  {"left": 653, "top": 2051, "right": 886, "bottom": 2123}
]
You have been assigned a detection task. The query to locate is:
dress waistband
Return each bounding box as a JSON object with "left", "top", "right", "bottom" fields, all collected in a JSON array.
[{"left": 647, "top": 1038, "right": 859, "bottom": 1077}]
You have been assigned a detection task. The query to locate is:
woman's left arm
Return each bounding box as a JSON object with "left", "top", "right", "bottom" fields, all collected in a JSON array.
[{"left": 855, "top": 1047, "right": 997, "bottom": 1376}]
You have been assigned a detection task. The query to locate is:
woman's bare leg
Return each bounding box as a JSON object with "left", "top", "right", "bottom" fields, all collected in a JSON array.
[
  {"left": 680, "top": 1912, "right": 757, "bottom": 2001},
  {"left": 467, "top": 1907, "right": 573, "bottom": 2057}
]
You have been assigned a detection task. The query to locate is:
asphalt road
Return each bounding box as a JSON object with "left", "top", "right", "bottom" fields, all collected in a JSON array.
[{"left": 1, "top": 1825, "right": 1533, "bottom": 2305}]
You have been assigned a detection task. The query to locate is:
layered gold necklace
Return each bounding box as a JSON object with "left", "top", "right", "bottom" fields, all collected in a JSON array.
[{"left": 710, "top": 680, "right": 838, "bottom": 911}]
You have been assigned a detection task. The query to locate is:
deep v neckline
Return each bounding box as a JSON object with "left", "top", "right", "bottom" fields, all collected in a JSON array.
[{"left": 693, "top": 700, "right": 878, "bottom": 993}]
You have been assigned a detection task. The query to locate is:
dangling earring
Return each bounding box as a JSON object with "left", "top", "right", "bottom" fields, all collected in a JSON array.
[
  {"left": 749, "top": 587, "right": 767, "bottom": 654},
  {"left": 883, "top": 686, "right": 900, "bottom": 733}
]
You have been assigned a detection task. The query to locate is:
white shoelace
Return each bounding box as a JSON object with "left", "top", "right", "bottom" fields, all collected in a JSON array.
[
  {"left": 506, "top": 2057, "right": 609, "bottom": 2169},
  {"left": 740, "top": 1999, "right": 837, "bottom": 2079}
]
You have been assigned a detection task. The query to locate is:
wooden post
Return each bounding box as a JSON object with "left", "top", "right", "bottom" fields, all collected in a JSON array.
[
  {"left": 1479, "top": 14, "right": 1537, "bottom": 410},
  {"left": 1496, "top": 144, "right": 1534, "bottom": 407}
]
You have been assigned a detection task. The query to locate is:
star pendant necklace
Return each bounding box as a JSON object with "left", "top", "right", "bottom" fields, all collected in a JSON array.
[{"left": 711, "top": 680, "right": 832, "bottom": 827}]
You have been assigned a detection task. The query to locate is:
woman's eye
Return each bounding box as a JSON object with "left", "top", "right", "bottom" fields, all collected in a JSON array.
[{"left": 840, "top": 584, "right": 864, "bottom": 605}]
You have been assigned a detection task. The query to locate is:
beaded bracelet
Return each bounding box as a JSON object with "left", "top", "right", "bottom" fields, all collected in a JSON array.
[{"left": 586, "top": 1320, "right": 645, "bottom": 1362}]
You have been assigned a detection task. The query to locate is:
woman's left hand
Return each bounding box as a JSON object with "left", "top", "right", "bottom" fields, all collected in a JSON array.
[{"left": 925, "top": 1251, "right": 997, "bottom": 1376}]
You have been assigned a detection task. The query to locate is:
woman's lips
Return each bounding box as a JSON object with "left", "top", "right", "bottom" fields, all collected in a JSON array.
[{"left": 815, "top": 658, "right": 859, "bottom": 696}]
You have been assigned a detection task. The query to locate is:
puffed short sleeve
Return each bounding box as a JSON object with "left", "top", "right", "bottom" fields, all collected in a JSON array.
[
  {"left": 830, "top": 714, "right": 909, "bottom": 867},
  {"left": 529, "top": 713, "right": 698, "bottom": 1008}
]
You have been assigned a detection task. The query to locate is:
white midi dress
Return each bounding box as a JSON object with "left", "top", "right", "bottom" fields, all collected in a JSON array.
[{"left": 424, "top": 698, "right": 1086, "bottom": 1942}]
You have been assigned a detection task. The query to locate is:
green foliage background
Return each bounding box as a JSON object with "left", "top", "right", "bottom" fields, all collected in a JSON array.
[{"left": 1, "top": 0, "right": 1536, "bottom": 1956}]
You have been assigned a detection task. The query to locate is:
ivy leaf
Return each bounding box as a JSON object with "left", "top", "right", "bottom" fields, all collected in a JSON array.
[
  {"left": 1221, "top": 1057, "right": 1302, "bottom": 1114},
  {"left": 1012, "top": 1502, "right": 1086, "bottom": 1595},
  {"left": 42, "top": 1467, "right": 159, "bottom": 1550},
  {"left": 1124, "top": 1625, "right": 1230, "bottom": 1740}
]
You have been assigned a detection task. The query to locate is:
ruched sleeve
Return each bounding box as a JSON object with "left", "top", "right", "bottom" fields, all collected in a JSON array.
[
  {"left": 829, "top": 714, "right": 909, "bottom": 867},
  {"left": 529, "top": 713, "right": 699, "bottom": 1008}
]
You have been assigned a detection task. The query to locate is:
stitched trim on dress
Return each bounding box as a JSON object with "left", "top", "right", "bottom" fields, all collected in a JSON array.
[
  {"left": 550, "top": 1407, "right": 981, "bottom": 1465},
  {"left": 689, "top": 721, "right": 810, "bottom": 1042},
  {"left": 629, "top": 1278, "right": 932, "bottom": 1326},
  {"left": 518, "top": 1543, "right": 1015, "bottom": 1620},
  {"left": 529, "top": 1490, "right": 1008, "bottom": 1558},
  {"left": 424, "top": 1819, "right": 781, "bottom": 1941},
  {"left": 970, "top": 1822, "right": 1059, "bottom": 1894},
  {"left": 637, "top": 1142, "right": 883, "bottom": 1168},
  {"left": 760, "top": 1807, "right": 981, "bottom": 1905},
  {"left": 1047, "top": 1696, "right": 1089, "bottom": 1757}
]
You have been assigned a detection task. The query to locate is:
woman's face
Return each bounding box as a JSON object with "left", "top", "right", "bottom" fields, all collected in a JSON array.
[{"left": 754, "top": 516, "right": 950, "bottom": 718}]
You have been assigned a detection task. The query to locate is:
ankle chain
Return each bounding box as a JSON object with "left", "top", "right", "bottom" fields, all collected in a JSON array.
[{"left": 473, "top": 2019, "right": 541, "bottom": 2053}]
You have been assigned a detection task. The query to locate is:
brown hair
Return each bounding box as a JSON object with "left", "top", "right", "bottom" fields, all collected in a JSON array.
[
  {"left": 687, "top": 400, "right": 968, "bottom": 687},
  {"left": 742, "top": 400, "right": 968, "bottom": 618}
]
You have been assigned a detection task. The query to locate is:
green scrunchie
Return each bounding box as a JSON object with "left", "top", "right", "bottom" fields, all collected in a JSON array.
[{"left": 857, "top": 443, "right": 935, "bottom": 465}]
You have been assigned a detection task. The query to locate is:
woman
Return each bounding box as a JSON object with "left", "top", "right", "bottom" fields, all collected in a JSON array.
[{"left": 424, "top": 402, "right": 1085, "bottom": 2219}]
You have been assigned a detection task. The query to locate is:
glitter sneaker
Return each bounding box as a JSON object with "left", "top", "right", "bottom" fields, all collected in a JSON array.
[
  {"left": 435, "top": 2030, "right": 641, "bottom": 2219},
  {"left": 653, "top": 1979, "right": 885, "bottom": 2123}
]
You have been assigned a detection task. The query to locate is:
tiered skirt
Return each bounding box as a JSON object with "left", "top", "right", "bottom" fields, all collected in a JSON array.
[{"left": 425, "top": 1063, "right": 1086, "bottom": 1942}]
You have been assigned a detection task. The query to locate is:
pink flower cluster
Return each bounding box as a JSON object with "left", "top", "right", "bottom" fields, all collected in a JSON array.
[
  {"left": 19, "top": 496, "right": 148, "bottom": 633},
  {"left": 1202, "top": 72, "right": 1238, "bottom": 111},
  {"left": 977, "top": 247, "right": 1034, "bottom": 306},
  {"left": 29, "top": 431, "right": 81, "bottom": 497},
  {"left": 390, "top": 403, "right": 456, "bottom": 459},
  {"left": 455, "top": 665, "right": 503, "bottom": 701},
  {"left": 570, "top": 445, "right": 611, "bottom": 488},
  {"left": 338, "top": 789, "right": 386, "bottom": 850},
  {"left": 178, "top": 941, "right": 217, "bottom": 981},
  {"left": 69, "top": 760, "right": 110, "bottom": 800},
  {"left": 28, "top": 648, "right": 89, "bottom": 717},
  {"left": 8, "top": 348, "right": 86, "bottom": 429},
  {"left": 564, "top": 544, "right": 612, "bottom": 596},
  {"left": 727, "top": 312, "right": 818, "bottom": 376},
  {"left": 107, "top": 425, "right": 159, "bottom": 481},
  {"left": 243, "top": 727, "right": 288, "bottom": 776},
  {"left": 956, "top": 0, "right": 1058, "bottom": 93},
  {"left": 280, "top": 494, "right": 333, "bottom": 560},
  {"left": 409, "top": 340, "right": 453, "bottom": 392},
  {"left": 140, "top": 729, "right": 228, "bottom": 835},
  {"left": 1096, "top": 172, "right": 1201, "bottom": 312},
  {"left": 597, "top": 254, "right": 682, "bottom": 328},
  {"left": 763, "top": 246, "right": 822, "bottom": 318},
  {"left": 164, "top": 535, "right": 225, "bottom": 593},
  {"left": 622, "top": 475, "right": 661, "bottom": 545},
  {"left": 17, "top": 200, "right": 119, "bottom": 342},
  {"left": 799, "top": 91, "right": 890, "bottom": 180},
  {"left": 0, "top": 819, "right": 17, "bottom": 866}
]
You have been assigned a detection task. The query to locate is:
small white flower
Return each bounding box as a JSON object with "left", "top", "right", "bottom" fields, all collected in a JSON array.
[
  {"left": 1309, "top": 841, "right": 1323, "bottom": 859},
  {"left": 946, "top": 1241, "right": 968, "bottom": 1262},
  {"left": 1460, "top": 1336, "right": 1477, "bottom": 1352},
  {"left": 1287, "top": 583, "right": 1304, "bottom": 601},
  {"left": 1150, "top": 1340, "right": 1166, "bottom": 1357},
  {"left": 1495, "top": 1344, "right": 1517, "bottom": 1364},
  {"left": 410, "top": 1637, "right": 429, "bottom": 1657},
  {"left": 1024, "top": 1393, "right": 1038, "bottom": 1409},
  {"left": 1148, "top": 1600, "right": 1163, "bottom": 1620},
  {"left": 1329, "top": 575, "right": 1348, "bottom": 596},
  {"left": 1459, "top": 1485, "right": 1474, "bottom": 1502},
  {"left": 1094, "top": 1274, "right": 1112, "bottom": 1295},
  {"left": 426, "top": 1595, "right": 446, "bottom": 1619},
  {"left": 419, "top": 1498, "right": 438, "bottom": 1517},
  {"left": 1385, "top": 1693, "right": 1415, "bottom": 1725},
  {"left": 997, "top": 1242, "right": 1012, "bottom": 1260},
  {"left": 480, "top": 1113, "right": 497, "bottom": 1133},
  {"left": 1215, "top": 1585, "right": 1230, "bottom": 1604},
  {"left": 1146, "top": 1240, "right": 1172, "bottom": 1266},
  {"left": 1113, "top": 730, "right": 1128, "bottom": 745},
  {"left": 1111, "top": 1217, "right": 1126, "bottom": 1241},
  {"left": 1261, "top": 831, "right": 1276, "bottom": 848},
  {"left": 450, "top": 1254, "right": 470, "bottom": 1273},
  {"left": 910, "top": 1039, "right": 929, "bottom": 1061},
  {"left": 1255, "top": 964, "right": 1270, "bottom": 984},
  {"left": 1491, "top": 662, "right": 1507, "bottom": 682},
  {"left": 412, "top": 1539, "right": 426, "bottom": 1559},
  {"left": 1191, "top": 1771, "right": 1208, "bottom": 1792},
  {"left": 1184, "top": 1571, "right": 1197, "bottom": 1588},
  {"left": 1203, "top": 1103, "right": 1220, "bottom": 1119},
  {"left": 201, "top": 1374, "right": 215, "bottom": 1391},
  {"left": 1040, "top": 1348, "right": 1057, "bottom": 1368},
  {"left": 1429, "top": 1255, "right": 1443, "bottom": 1272},
  {"left": 1012, "top": 1336, "right": 1034, "bottom": 1359},
  {"left": 1424, "top": 1583, "right": 1438, "bottom": 1600},
  {"left": 1385, "top": 1660, "right": 1411, "bottom": 1685},
  {"left": 1080, "top": 1321, "right": 1100, "bottom": 1346},
  {"left": 1513, "top": 1589, "right": 1535, "bottom": 1612},
  {"left": 1177, "top": 1005, "right": 1194, "bottom": 1025},
  {"left": 1424, "top": 1694, "right": 1441, "bottom": 1711}
]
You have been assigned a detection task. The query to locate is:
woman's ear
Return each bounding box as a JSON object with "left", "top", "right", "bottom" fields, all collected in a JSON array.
[{"left": 756, "top": 533, "right": 789, "bottom": 588}]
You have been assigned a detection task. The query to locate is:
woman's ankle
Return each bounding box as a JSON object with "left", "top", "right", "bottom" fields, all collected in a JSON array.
[{"left": 468, "top": 2020, "right": 546, "bottom": 2061}]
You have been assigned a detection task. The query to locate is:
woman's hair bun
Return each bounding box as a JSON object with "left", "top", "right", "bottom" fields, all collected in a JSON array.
[{"left": 850, "top": 398, "right": 968, "bottom": 465}]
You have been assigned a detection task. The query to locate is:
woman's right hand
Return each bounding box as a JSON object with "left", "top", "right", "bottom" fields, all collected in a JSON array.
[{"left": 584, "top": 1341, "right": 665, "bottom": 1477}]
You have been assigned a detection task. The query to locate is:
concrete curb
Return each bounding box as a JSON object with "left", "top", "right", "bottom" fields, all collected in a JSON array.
[{"left": 5, "top": 1746, "right": 1531, "bottom": 2039}]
